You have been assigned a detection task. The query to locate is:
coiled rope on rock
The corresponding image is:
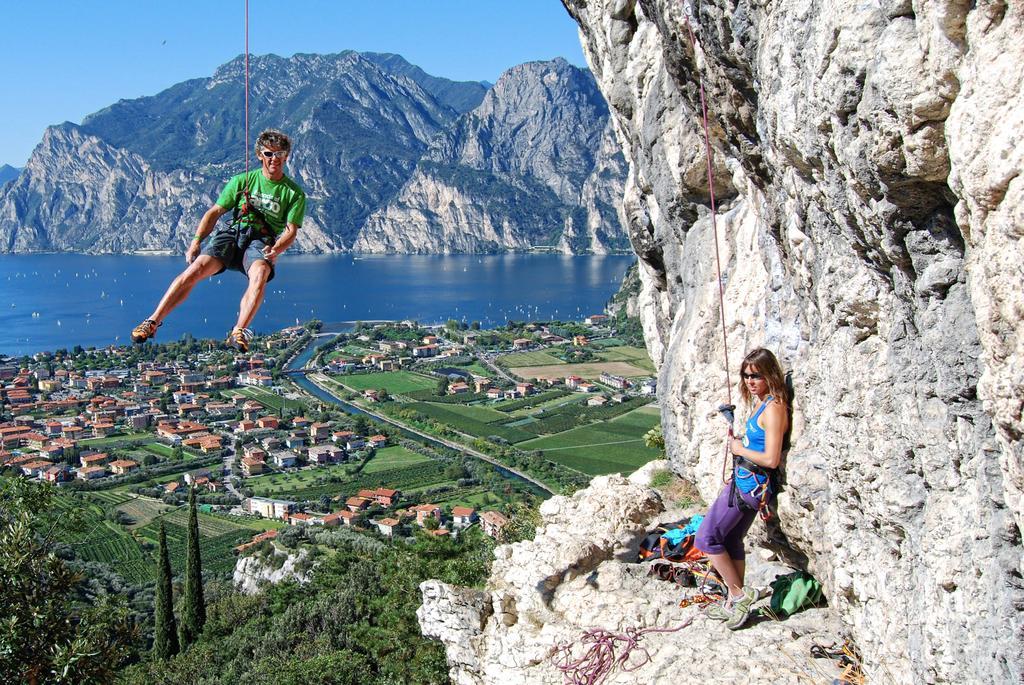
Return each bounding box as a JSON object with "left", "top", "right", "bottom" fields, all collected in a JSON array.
[{"left": 549, "top": 617, "right": 695, "bottom": 685}]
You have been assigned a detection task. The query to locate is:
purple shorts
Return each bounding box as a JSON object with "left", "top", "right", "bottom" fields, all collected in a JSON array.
[{"left": 695, "top": 483, "right": 762, "bottom": 560}]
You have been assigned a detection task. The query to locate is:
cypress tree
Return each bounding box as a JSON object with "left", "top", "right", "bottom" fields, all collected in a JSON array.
[
  {"left": 179, "top": 485, "right": 206, "bottom": 647},
  {"left": 153, "top": 522, "right": 179, "bottom": 659}
]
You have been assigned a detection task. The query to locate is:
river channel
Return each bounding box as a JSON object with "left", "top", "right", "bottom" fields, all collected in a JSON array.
[{"left": 284, "top": 324, "right": 553, "bottom": 498}]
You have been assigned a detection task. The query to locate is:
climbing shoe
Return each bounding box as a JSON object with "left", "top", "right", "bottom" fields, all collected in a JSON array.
[
  {"left": 725, "top": 586, "right": 759, "bottom": 630},
  {"left": 226, "top": 327, "right": 254, "bottom": 353},
  {"left": 131, "top": 319, "right": 161, "bottom": 343},
  {"left": 705, "top": 600, "right": 732, "bottom": 622}
]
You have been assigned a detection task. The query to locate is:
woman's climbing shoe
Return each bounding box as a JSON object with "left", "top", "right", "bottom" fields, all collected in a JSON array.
[
  {"left": 131, "top": 319, "right": 161, "bottom": 343},
  {"left": 725, "top": 586, "right": 758, "bottom": 630},
  {"left": 704, "top": 600, "right": 732, "bottom": 621}
]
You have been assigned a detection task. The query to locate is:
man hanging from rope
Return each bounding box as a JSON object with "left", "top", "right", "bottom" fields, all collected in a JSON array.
[{"left": 130, "top": 129, "right": 306, "bottom": 353}]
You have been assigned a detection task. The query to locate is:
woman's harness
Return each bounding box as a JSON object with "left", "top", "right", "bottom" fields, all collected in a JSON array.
[
  {"left": 719, "top": 403, "right": 774, "bottom": 520},
  {"left": 729, "top": 454, "right": 773, "bottom": 520}
]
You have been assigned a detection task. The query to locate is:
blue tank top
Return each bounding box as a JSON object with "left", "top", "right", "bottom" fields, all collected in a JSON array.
[
  {"left": 736, "top": 397, "right": 773, "bottom": 494},
  {"left": 743, "top": 397, "right": 772, "bottom": 453}
]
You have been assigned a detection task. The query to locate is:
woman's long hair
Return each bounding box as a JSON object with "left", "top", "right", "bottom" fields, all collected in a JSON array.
[{"left": 738, "top": 348, "right": 789, "bottom": 410}]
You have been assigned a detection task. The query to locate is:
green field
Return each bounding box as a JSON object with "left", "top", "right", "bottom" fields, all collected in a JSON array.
[
  {"left": 341, "top": 344, "right": 376, "bottom": 356},
  {"left": 248, "top": 464, "right": 351, "bottom": 497},
  {"left": 506, "top": 395, "right": 585, "bottom": 418},
  {"left": 140, "top": 442, "right": 176, "bottom": 458},
  {"left": 84, "top": 490, "right": 134, "bottom": 507},
  {"left": 52, "top": 494, "right": 154, "bottom": 584},
  {"left": 457, "top": 362, "right": 494, "bottom": 377},
  {"left": 409, "top": 402, "right": 537, "bottom": 443},
  {"left": 495, "top": 390, "right": 578, "bottom": 417},
  {"left": 48, "top": 488, "right": 287, "bottom": 582},
  {"left": 498, "top": 350, "right": 566, "bottom": 367},
  {"left": 362, "top": 445, "right": 433, "bottom": 474},
  {"left": 596, "top": 346, "right": 655, "bottom": 373},
  {"left": 138, "top": 509, "right": 279, "bottom": 576},
  {"left": 335, "top": 371, "right": 437, "bottom": 394},
  {"left": 232, "top": 386, "right": 305, "bottom": 411},
  {"left": 116, "top": 496, "right": 175, "bottom": 529},
  {"left": 519, "top": 406, "right": 662, "bottom": 476},
  {"left": 589, "top": 337, "right": 626, "bottom": 348},
  {"left": 423, "top": 402, "right": 509, "bottom": 424},
  {"left": 248, "top": 458, "right": 452, "bottom": 502},
  {"left": 78, "top": 432, "right": 150, "bottom": 448},
  {"left": 406, "top": 485, "right": 498, "bottom": 509}
]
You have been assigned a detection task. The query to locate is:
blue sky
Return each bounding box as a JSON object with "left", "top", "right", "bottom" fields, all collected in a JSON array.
[{"left": 2, "top": 1, "right": 587, "bottom": 168}]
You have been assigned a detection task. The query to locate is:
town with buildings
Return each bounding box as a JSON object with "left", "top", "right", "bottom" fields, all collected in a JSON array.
[{"left": 0, "top": 314, "right": 659, "bottom": 581}]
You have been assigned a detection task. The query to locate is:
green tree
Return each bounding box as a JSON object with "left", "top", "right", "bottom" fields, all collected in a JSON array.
[
  {"left": 179, "top": 486, "right": 206, "bottom": 647},
  {"left": 0, "top": 479, "right": 136, "bottom": 682},
  {"left": 444, "top": 463, "right": 470, "bottom": 480},
  {"left": 153, "top": 521, "right": 179, "bottom": 659},
  {"left": 643, "top": 425, "right": 665, "bottom": 451},
  {"left": 436, "top": 376, "right": 449, "bottom": 395}
]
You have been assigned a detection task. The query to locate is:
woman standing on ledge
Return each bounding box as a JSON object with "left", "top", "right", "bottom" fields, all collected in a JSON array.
[{"left": 696, "top": 347, "right": 789, "bottom": 630}]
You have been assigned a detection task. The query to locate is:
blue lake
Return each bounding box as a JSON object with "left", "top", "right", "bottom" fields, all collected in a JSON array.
[{"left": 0, "top": 253, "right": 635, "bottom": 356}]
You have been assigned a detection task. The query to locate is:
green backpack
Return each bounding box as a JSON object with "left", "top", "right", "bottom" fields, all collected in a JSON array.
[{"left": 769, "top": 571, "right": 823, "bottom": 617}]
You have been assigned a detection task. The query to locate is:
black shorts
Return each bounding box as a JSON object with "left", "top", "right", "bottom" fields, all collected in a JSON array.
[{"left": 202, "top": 228, "right": 276, "bottom": 282}]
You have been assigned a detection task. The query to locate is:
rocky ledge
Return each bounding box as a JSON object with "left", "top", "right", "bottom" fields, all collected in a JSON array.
[
  {"left": 418, "top": 463, "right": 844, "bottom": 684},
  {"left": 233, "top": 548, "right": 315, "bottom": 595}
]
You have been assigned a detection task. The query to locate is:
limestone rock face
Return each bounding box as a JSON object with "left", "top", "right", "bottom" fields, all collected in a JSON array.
[
  {"left": 232, "top": 549, "right": 314, "bottom": 595},
  {"left": 554, "top": 1, "right": 1024, "bottom": 683},
  {"left": 418, "top": 470, "right": 844, "bottom": 684}
]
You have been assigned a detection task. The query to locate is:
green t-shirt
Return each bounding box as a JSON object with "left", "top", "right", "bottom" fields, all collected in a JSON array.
[{"left": 216, "top": 169, "right": 306, "bottom": 236}]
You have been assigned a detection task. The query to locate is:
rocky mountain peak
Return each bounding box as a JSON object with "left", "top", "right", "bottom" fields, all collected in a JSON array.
[
  {"left": 353, "top": 57, "right": 627, "bottom": 254},
  {"left": 435, "top": 58, "right": 609, "bottom": 201},
  {"left": 0, "top": 164, "right": 21, "bottom": 187},
  {"left": 0, "top": 51, "right": 625, "bottom": 254}
]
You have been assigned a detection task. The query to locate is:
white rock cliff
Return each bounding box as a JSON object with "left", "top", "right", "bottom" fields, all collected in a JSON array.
[
  {"left": 420, "top": 1, "right": 1023, "bottom": 683},
  {"left": 233, "top": 548, "right": 314, "bottom": 595}
]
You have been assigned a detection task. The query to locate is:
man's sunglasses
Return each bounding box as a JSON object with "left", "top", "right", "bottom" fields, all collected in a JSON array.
[
  {"left": 741, "top": 372, "right": 763, "bottom": 380},
  {"left": 259, "top": 149, "right": 289, "bottom": 159}
]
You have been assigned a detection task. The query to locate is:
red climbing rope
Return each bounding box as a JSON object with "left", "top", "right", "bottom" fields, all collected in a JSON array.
[
  {"left": 681, "top": 8, "right": 735, "bottom": 484},
  {"left": 550, "top": 618, "right": 694, "bottom": 685},
  {"left": 244, "top": 0, "right": 250, "bottom": 174}
]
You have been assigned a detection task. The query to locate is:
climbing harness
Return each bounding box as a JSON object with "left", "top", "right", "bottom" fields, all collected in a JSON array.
[
  {"left": 229, "top": 182, "right": 277, "bottom": 251},
  {"left": 728, "top": 454, "right": 774, "bottom": 521},
  {"left": 550, "top": 618, "right": 694, "bottom": 685}
]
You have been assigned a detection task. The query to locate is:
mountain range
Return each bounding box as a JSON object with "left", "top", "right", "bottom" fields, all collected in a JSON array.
[
  {"left": 0, "top": 165, "right": 19, "bottom": 187},
  {"left": 0, "top": 52, "right": 626, "bottom": 254}
]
